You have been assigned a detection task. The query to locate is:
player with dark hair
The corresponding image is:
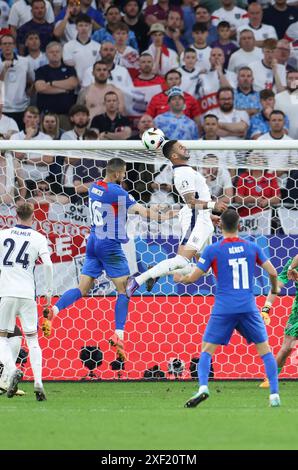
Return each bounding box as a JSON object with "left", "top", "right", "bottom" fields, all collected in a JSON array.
[
  {"left": 126, "top": 140, "right": 227, "bottom": 296},
  {"left": 177, "top": 209, "right": 280, "bottom": 408},
  {"left": 43, "top": 158, "right": 175, "bottom": 360}
]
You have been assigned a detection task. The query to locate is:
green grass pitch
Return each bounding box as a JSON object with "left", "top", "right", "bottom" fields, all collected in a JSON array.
[{"left": 1, "top": 381, "right": 298, "bottom": 450}]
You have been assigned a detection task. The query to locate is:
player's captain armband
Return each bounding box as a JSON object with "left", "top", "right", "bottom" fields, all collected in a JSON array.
[{"left": 207, "top": 201, "right": 216, "bottom": 210}]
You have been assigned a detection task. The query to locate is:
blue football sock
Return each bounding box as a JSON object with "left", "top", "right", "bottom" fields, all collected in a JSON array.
[
  {"left": 55, "top": 288, "right": 82, "bottom": 312},
  {"left": 115, "top": 294, "right": 129, "bottom": 330},
  {"left": 261, "top": 352, "right": 279, "bottom": 394},
  {"left": 198, "top": 352, "right": 212, "bottom": 387}
]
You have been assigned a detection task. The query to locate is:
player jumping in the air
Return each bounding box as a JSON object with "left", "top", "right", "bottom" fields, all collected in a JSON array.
[
  {"left": 0, "top": 203, "right": 53, "bottom": 400},
  {"left": 177, "top": 209, "right": 280, "bottom": 408},
  {"left": 126, "top": 140, "right": 227, "bottom": 297},
  {"left": 259, "top": 253, "right": 298, "bottom": 388},
  {"left": 43, "top": 158, "right": 175, "bottom": 360}
]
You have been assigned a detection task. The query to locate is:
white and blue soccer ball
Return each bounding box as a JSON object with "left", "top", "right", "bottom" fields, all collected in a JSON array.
[{"left": 142, "top": 127, "right": 165, "bottom": 150}]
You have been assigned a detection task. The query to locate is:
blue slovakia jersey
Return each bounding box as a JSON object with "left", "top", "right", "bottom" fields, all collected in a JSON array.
[
  {"left": 197, "top": 237, "right": 268, "bottom": 315},
  {"left": 88, "top": 180, "right": 136, "bottom": 243}
]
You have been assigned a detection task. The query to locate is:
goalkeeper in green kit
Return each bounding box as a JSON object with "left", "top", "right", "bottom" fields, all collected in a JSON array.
[{"left": 260, "top": 254, "right": 298, "bottom": 388}]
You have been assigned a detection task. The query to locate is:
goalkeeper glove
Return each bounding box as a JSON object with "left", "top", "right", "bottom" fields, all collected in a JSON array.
[
  {"left": 42, "top": 318, "right": 52, "bottom": 338},
  {"left": 261, "top": 304, "right": 271, "bottom": 325}
]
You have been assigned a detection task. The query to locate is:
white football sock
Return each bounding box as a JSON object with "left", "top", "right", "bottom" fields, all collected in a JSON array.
[
  {"left": 115, "top": 329, "right": 124, "bottom": 340},
  {"left": 1, "top": 335, "right": 23, "bottom": 386},
  {"left": 26, "top": 335, "right": 43, "bottom": 388},
  {"left": 8, "top": 335, "right": 22, "bottom": 363},
  {"left": 0, "top": 337, "right": 16, "bottom": 377},
  {"left": 136, "top": 255, "right": 189, "bottom": 286}
]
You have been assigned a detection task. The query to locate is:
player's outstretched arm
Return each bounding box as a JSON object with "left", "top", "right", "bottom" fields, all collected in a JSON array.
[
  {"left": 261, "top": 260, "right": 280, "bottom": 325},
  {"left": 183, "top": 192, "right": 227, "bottom": 212},
  {"left": 175, "top": 267, "right": 205, "bottom": 284},
  {"left": 287, "top": 254, "right": 298, "bottom": 281},
  {"left": 128, "top": 203, "right": 177, "bottom": 222}
]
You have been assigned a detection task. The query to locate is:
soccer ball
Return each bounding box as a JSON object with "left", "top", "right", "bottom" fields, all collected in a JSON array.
[{"left": 142, "top": 127, "right": 165, "bottom": 150}]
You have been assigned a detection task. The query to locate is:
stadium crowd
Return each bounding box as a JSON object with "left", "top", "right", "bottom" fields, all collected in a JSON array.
[{"left": 0, "top": 0, "right": 297, "bottom": 224}]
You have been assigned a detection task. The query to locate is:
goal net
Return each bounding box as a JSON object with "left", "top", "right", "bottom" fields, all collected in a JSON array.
[{"left": 1, "top": 140, "right": 298, "bottom": 381}]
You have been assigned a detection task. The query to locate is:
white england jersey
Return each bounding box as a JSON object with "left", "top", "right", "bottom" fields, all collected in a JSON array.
[
  {"left": 0, "top": 225, "right": 50, "bottom": 300},
  {"left": 174, "top": 165, "right": 212, "bottom": 203},
  {"left": 248, "top": 60, "right": 286, "bottom": 92},
  {"left": 211, "top": 6, "right": 249, "bottom": 30},
  {"left": 237, "top": 24, "right": 278, "bottom": 44},
  {"left": 174, "top": 165, "right": 214, "bottom": 252}
]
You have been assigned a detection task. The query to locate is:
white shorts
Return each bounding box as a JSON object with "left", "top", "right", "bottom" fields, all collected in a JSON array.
[
  {"left": 0, "top": 297, "right": 38, "bottom": 335},
  {"left": 179, "top": 206, "right": 214, "bottom": 253}
]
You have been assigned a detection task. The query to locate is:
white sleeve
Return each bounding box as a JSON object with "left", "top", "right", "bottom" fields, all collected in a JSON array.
[
  {"left": 45, "top": 0, "right": 55, "bottom": 23},
  {"left": 174, "top": 168, "right": 196, "bottom": 196},
  {"left": 239, "top": 110, "right": 250, "bottom": 126},
  {"left": 8, "top": 5, "right": 19, "bottom": 27},
  {"left": 63, "top": 43, "right": 73, "bottom": 64},
  {"left": 38, "top": 236, "right": 53, "bottom": 295}
]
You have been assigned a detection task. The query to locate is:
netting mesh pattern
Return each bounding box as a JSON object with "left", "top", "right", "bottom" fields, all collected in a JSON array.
[{"left": 1, "top": 146, "right": 298, "bottom": 380}]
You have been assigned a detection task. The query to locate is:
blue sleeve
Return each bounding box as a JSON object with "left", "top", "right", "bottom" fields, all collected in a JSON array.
[
  {"left": 255, "top": 244, "right": 268, "bottom": 266},
  {"left": 55, "top": 7, "right": 66, "bottom": 22},
  {"left": 129, "top": 31, "right": 139, "bottom": 51},
  {"left": 116, "top": 186, "right": 137, "bottom": 209},
  {"left": 192, "top": 121, "right": 200, "bottom": 139},
  {"left": 284, "top": 115, "right": 290, "bottom": 130},
  {"left": 197, "top": 245, "right": 213, "bottom": 272}
]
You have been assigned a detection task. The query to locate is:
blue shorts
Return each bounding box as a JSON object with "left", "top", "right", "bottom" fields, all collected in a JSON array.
[
  {"left": 81, "top": 235, "right": 130, "bottom": 279},
  {"left": 203, "top": 311, "right": 268, "bottom": 345}
]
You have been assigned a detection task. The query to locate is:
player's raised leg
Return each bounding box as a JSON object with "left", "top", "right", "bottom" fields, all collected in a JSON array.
[
  {"left": 108, "top": 275, "right": 130, "bottom": 361},
  {"left": 45, "top": 274, "right": 95, "bottom": 322}
]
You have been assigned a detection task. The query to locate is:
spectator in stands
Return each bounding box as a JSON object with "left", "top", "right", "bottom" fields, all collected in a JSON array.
[
  {"left": 181, "top": 0, "right": 196, "bottom": 45},
  {"left": 196, "top": 47, "right": 237, "bottom": 114},
  {"left": 78, "top": 60, "right": 125, "bottom": 120},
  {"left": 122, "top": 0, "right": 150, "bottom": 53},
  {"left": 274, "top": 39, "right": 295, "bottom": 71},
  {"left": 249, "top": 38, "right": 286, "bottom": 92},
  {"left": 178, "top": 48, "right": 201, "bottom": 97},
  {"left": 163, "top": 9, "right": 188, "bottom": 56},
  {"left": 8, "top": 0, "right": 54, "bottom": 38},
  {"left": 53, "top": 0, "right": 82, "bottom": 44},
  {"left": 275, "top": 70, "right": 298, "bottom": 139},
  {"left": 234, "top": 66, "right": 261, "bottom": 118},
  {"left": 25, "top": 32, "right": 48, "bottom": 73},
  {"left": 61, "top": 104, "right": 90, "bottom": 140},
  {"left": 200, "top": 153, "right": 234, "bottom": 203},
  {"left": 154, "top": 86, "right": 199, "bottom": 140},
  {"left": 11, "top": 105, "right": 53, "bottom": 198},
  {"left": 187, "top": 22, "right": 212, "bottom": 72},
  {"left": 144, "top": 0, "right": 182, "bottom": 26},
  {"left": 284, "top": 20, "right": 298, "bottom": 42},
  {"left": 17, "top": 0, "right": 54, "bottom": 54},
  {"left": 199, "top": 113, "right": 237, "bottom": 171},
  {"left": 55, "top": 0, "right": 104, "bottom": 32},
  {"left": 113, "top": 22, "right": 139, "bottom": 71},
  {"left": 90, "top": 91, "right": 132, "bottom": 140},
  {"left": 128, "top": 113, "right": 154, "bottom": 140},
  {"left": 92, "top": 5, "right": 138, "bottom": 50},
  {"left": 211, "top": 0, "right": 248, "bottom": 36},
  {"left": 35, "top": 41, "right": 78, "bottom": 130},
  {"left": 194, "top": 5, "right": 218, "bottom": 46},
  {"left": 0, "top": 2, "right": 10, "bottom": 31},
  {"left": 132, "top": 53, "right": 164, "bottom": 114},
  {"left": 257, "top": 110, "right": 293, "bottom": 175},
  {"left": 228, "top": 29, "right": 262, "bottom": 73},
  {"left": 0, "top": 151, "right": 25, "bottom": 205},
  {"left": 146, "top": 23, "right": 179, "bottom": 76},
  {"left": 235, "top": 152, "right": 281, "bottom": 217},
  {"left": 146, "top": 69, "right": 201, "bottom": 124},
  {"left": 263, "top": 0, "right": 298, "bottom": 39},
  {"left": 211, "top": 21, "right": 238, "bottom": 70},
  {"left": 41, "top": 112, "right": 62, "bottom": 139},
  {"left": 0, "top": 34, "right": 34, "bottom": 129},
  {"left": 213, "top": 87, "right": 249, "bottom": 139},
  {"left": 237, "top": 2, "right": 277, "bottom": 48},
  {"left": 248, "top": 89, "right": 289, "bottom": 139},
  {"left": 81, "top": 41, "right": 134, "bottom": 93},
  {"left": 0, "top": 103, "right": 19, "bottom": 138},
  {"left": 62, "top": 14, "right": 99, "bottom": 84}
]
